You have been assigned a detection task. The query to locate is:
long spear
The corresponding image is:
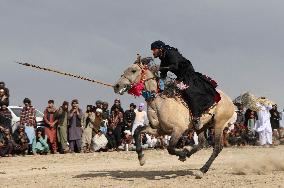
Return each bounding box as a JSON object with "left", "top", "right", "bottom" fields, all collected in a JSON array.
[{"left": 15, "top": 61, "right": 113, "bottom": 87}]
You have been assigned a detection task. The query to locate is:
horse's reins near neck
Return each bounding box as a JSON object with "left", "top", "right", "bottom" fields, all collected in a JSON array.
[
  {"left": 135, "top": 63, "right": 158, "bottom": 89},
  {"left": 124, "top": 60, "right": 160, "bottom": 100}
]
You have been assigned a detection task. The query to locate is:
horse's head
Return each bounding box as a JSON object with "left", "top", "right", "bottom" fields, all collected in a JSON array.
[{"left": 113, "top": 55, "right": 156, "bottom": 95}]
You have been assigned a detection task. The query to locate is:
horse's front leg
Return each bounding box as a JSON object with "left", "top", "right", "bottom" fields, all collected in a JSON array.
[{"left": 133, "top": 125, "right": 159, "bottom": 166}]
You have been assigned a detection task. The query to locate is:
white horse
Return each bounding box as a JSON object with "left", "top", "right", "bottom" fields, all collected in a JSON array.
[{"left": 114, "top": 56, "right": 235, "bottom": 178}]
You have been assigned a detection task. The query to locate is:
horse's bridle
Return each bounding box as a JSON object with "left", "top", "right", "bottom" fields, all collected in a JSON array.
[{"left": 121, "top": 63, "right": 157, "bottom": 90}]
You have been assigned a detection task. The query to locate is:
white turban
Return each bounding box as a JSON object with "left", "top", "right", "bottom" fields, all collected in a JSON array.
[
  {"left": 96, "top": 108, "right": 103, "bottom": 113},
  {"left": 124, "top": 130, "right": 131, "bottom": 135}
]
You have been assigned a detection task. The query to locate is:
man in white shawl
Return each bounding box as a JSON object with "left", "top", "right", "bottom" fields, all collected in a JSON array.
[
  {"left": 254, "top": 102, "right": 273, "bottom": 146},
  {"left": 132, "top": 103, "right": 148, "bottom": 135},
  {"left": 146, "top": 134, "right": 158, "bottom": 148},
  {"left": 92, "top": 130, "right": 108, "bottom": 151}
]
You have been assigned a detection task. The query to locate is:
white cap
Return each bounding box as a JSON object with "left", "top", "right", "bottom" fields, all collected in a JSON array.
[
  {"left": 124, "top": 130, "right": 131, "bottom": 135},
  {"left": 96, "top": 108, "right": 103, "bottom": 113}
]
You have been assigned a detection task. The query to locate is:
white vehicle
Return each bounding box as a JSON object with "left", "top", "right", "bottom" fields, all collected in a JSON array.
[{"left": 8, "top": 106, "right": 44, "bottom": 132}]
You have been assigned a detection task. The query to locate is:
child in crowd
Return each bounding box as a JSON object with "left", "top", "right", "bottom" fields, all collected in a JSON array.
[{"left": 32, "top": 127, "right": 49, "bottom": 155}]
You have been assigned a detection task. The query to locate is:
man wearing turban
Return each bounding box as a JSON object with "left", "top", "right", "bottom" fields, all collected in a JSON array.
[{"left": 151, "top": 40, "right": 221, "bottom": 129}]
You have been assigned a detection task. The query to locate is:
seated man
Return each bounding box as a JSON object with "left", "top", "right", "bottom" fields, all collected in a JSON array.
[
  {"left": 151, "top": 40, "right": 221, "bottom": 129},
  {"left": 32, "top": 127, "right": 49, "bottom": 155},
  {"left": 154, "top": 135, "right": 167, "bottom": 149},
  {"left": 118, "top": 130, "right": 134, "bottom": 151},
  {"left": 13, "top": 125, "right": 29, "bottom": 155},
  {"left": 105, "top": 128, "right": 116, "bottom": 151},
  {"left": 92, "top": 130, "right": 108, "bottom": 152},
  {"left": 146, "top": 134, "right": 158, "bottom": 149},
  {"left": 222, "top": 127, "right": 230, "bottom": 147},
  {"left": 0, "top": 128, "right": 13, "bottom": 157},
  {"left": 176, "top": 129, "right": 196, "bottom": 148}
]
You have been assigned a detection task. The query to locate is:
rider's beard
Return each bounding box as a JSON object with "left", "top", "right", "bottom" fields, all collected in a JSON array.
[{"left": 152, "top": 49, "right": 162, "bottom": 58}]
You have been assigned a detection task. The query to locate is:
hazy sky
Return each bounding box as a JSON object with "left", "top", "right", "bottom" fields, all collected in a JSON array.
[{"left": 0, "top": 0, "right": 283, "bottom": 111}]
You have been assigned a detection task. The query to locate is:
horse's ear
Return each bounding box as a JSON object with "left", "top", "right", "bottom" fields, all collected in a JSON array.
[
  {"left": 136, "top": 54, "right": 142, "bottom": 65},
  {"left": 141, "top": 57, "right": 154, "bottom": 65},
  {"left": 145, "top": 57, "right": 153, "bottom": 64}
]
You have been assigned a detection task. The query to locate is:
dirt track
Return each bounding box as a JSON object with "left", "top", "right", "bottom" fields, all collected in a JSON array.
[{"left": 1, "top": 146, "right": 284, "bottom": 188}]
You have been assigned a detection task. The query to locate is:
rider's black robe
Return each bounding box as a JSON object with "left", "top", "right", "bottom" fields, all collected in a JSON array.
[{"left": 159, "top": 46, "right": 220, "bottom": 117}]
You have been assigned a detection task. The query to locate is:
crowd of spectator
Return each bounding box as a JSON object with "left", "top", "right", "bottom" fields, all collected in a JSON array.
[
  {"left": 220, "top": 103, "right": 284, "bottom": 147},
  {"left": 0, "top": 81, "right": 284, "bottom": 158},
  {"left": 0, "top": 82, "right": 175, "bottom": 157}
]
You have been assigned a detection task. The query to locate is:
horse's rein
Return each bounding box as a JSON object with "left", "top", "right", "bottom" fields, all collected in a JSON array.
[
  {"left": 135, "top": 63, "right": 158, "bottom": 85},
  {"left": 136, "top": 63, "right": 160, "bottom": 94}
]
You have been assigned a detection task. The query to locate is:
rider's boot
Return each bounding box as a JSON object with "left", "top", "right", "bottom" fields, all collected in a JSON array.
[{"left": 193, "top": 116, "right": 201, "bottom": 131}]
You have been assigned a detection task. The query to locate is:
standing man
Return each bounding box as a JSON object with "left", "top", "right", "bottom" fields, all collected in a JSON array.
[
  {"left": 109, "top": 106, "right": 124, "bottom": 149},
  {"left": 0, "top": 88, "right": 9, "bottom": 108},
  {"left": 132, "top": 103, "right": 148, "bottom": 135},
  {"left": 270, "top": 104, "right": 280, "bottom": 136},
  {"left": 0, "top": 101, "right": 12, "bottom": 133},
  {"left": 101, "top": 101, "right": 110, "bottom": 134},
  {"left": 102, "top": 101, "right": 110, "bottom": 120},
  {"left": 0, "top": 82, "right": 9, "bottom": 96},
  {"left": 110, "top": 99, "right": 124, "bottom": 114},
  {"left": 20, "top": 98, "right": 37, "bottom": 154},
  {"left": 123, "top": 103, "right": 136, "bottom": 132},
  {"left": 95, "top": 100, "right": 103, "bottom": 111},
  {"left": 0, "top": 82, "right": 9, "bottom": 107},
  {"left": 56, "top": 101, "right": 69, "bottom": 153},
  {"left": 43, "top": 100, "right": 58, "bottom": 154},
  {"left": 254, "top": 100, "right": 273, "bottom": 147},
  {"left": 81, "top": 106, "right": 96, "bottom": 153},
  {"left": 235, "top": 104, "right": 245, "bottom": 126},
  {"left": 68, "top": 99, "right": 83, "bottom": 153}
]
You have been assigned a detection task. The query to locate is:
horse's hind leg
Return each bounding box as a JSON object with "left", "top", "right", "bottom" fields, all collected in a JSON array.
[
  {"left": 199, "top": 121, "right": 225, "bottom": 175},
  {"left": 133, "top": 125, "right": 159, "bottom": 166}
]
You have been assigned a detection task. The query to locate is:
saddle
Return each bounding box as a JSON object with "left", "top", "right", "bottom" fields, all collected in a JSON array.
[{"left": 160, "top": 81, "right": 217, "bottom": 133}]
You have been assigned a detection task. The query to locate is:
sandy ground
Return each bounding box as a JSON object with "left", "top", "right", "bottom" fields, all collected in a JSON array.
[{"left": 0, "top": 146, "right": 284, "bottom": 188}]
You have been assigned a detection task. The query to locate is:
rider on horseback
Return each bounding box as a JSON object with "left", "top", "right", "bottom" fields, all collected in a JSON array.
[{"left": 151, "top": 40, "right": 221, "bottom": 130}]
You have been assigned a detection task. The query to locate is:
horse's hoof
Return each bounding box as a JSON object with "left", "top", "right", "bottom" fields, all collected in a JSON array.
[
  {"left": 183, "top": 146, "right": 193, "bottom": 158},
  {"left": 194, "top": 171, "right": 204, "bottom": 179},
  {"left": 178, "top": 156, "right": 187, "bottom": 162},
  {"left": 138, "top": 156, "right": 146, "bottom": 166}
]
